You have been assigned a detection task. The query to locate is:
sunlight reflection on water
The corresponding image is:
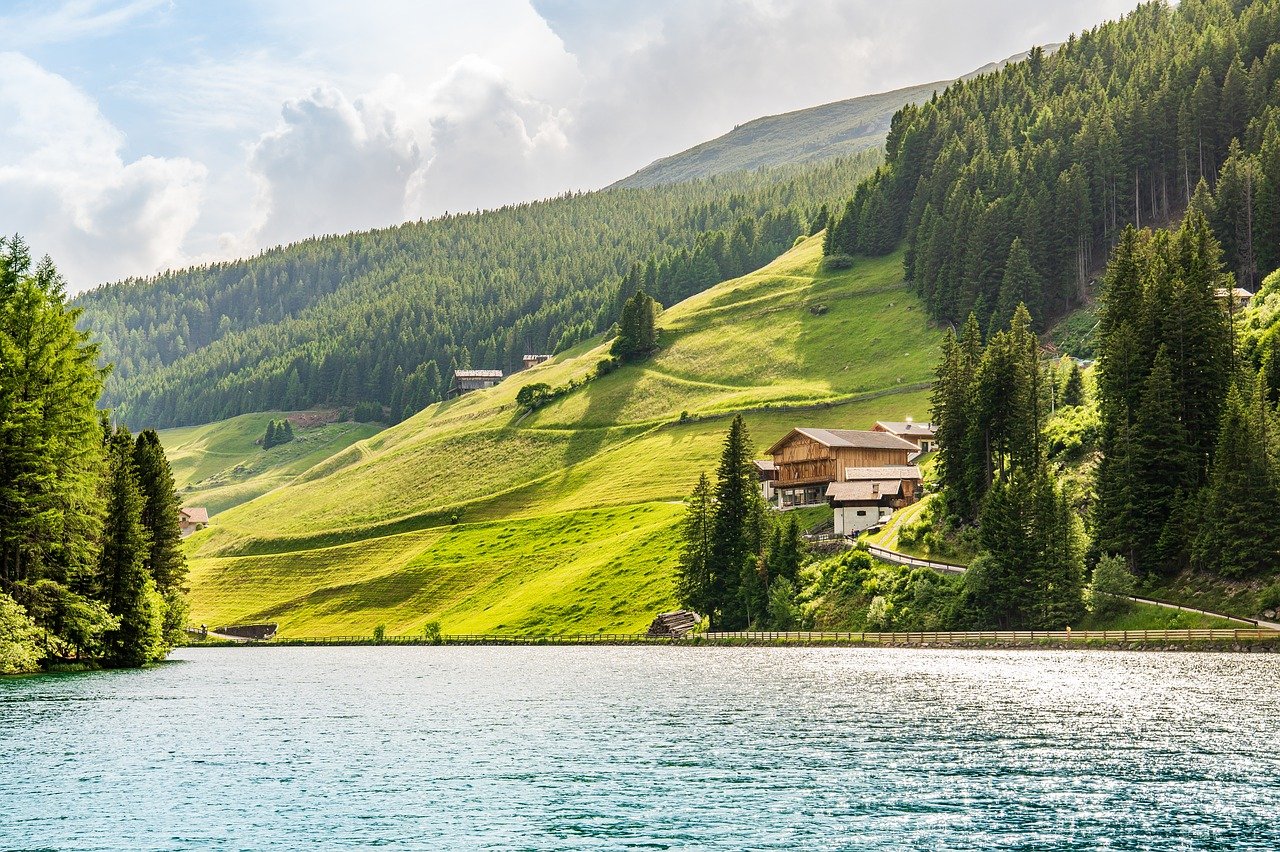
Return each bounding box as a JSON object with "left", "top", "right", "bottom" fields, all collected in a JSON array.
[{"left": 1, "top": 646, "right": 1277, "bottom": 850}]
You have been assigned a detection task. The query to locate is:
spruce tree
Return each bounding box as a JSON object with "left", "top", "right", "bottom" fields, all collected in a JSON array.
[
  {"left": 1129, "top": 348, "right": 1192, "bottom": 574},
  {"left": 1061, "top": 361, "right": 1084, "bottom": 407},
  {"left": 132, "top": 430, "right": 187, "bottom": 594},
  {"left": 1193, "top": 382, "right": 1280, "bottom": 577},
  {"left": 708, "top": 415, "right": 763, "bottom": 629},
  {"left": 676, "top": 473, "right": 714, "bottom": 617},
  {"left": 99, "top": 432, "right": 160, "bottom": 667},
  {"left": 996, "top": 238, "right": 1043, "bottom": 329}
]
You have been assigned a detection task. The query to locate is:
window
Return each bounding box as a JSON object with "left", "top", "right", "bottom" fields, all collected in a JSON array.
[{"left": 856, "top": 510, "right": 867, "bottom": 517}]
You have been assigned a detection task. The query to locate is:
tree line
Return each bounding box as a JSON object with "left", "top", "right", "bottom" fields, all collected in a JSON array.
[
  {"left": 74, "top": 154, "right": 880, "bottom": 429},
  {"left": 824, "top": 0, "right": 1280, "bottom": 333},
  {"left": 1, "top": 238, "right": 187, "bottom": 674}
]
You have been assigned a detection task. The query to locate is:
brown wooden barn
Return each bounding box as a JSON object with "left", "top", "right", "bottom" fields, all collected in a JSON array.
[{"left": 763, "top": 428, "right": 919, "bottom": 509}]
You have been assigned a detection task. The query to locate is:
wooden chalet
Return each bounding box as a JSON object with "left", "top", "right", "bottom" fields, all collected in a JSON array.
[
  {"left": 450, "top": 369, "right": 503, "bottom": 398},
  {"left": 873, "top": 420, "right": 938, "bottom": 455},
  {"left": 522, "top": 354, "right": 552, "bottom": 370},
  {"left": 763, "top": 428, "right": 919, "bottom": 509}
]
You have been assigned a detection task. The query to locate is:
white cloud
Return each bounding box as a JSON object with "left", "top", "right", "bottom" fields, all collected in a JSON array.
[
  {"left": 248, "top": 86, "right": 423, "bottom": 247},
  {"left": 0, "top": 52, "right": 206, "bottom": 287},
  {"left": 4, "top": 0, "right": 1149, "bottom": 289}
]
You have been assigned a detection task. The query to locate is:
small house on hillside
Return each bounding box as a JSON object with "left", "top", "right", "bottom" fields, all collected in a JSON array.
[
  {"left": 450, "top": 369, "right": 504, "bottom": 398},
  {"left": 1215, "top": 286, "right": 1255, "bottom": 311},
  {"left": 873, "top": 420, "right": 937, "bottom": 456},
  {"left": 761, "top": 428, "right": 918, "bottom": 509},
  {"left": 522, "top": 354, "right": 551, "bottom": 370},
  {"left": 179, "top": 507, "right": 209, "bottom": 537},
  {"left": 826, "top": 465, "right": 923, "bottom": 535},
  {"left": 752, "top": 459, "right": 777, "bottom": 504}
]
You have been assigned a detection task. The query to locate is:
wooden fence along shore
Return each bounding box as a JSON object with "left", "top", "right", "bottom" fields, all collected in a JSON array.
[{"left": 192, "top": 627, "right": 1280, "bottom": 648}]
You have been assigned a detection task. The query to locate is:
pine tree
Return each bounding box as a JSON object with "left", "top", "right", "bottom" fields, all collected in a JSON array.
[
  {"left": 264, "top": 420, "right": 277, "bottom": 449},
  {"left": 99, "top": 432, "right": 161, "bottom": 667},
  {"left": 1193, "top": 382, "right": 1280, "bottom": 577},
  {"left": 676, "top": 473, "right": 714, "bottom": 617},
  {"left": 1061, "top": 360, "right": 1084, "bottom": 407},
  {"left": 707, "top": 415, "right": 763, "bottom": 629},
  {"left": 1129, "top": 347, "right": 1192, "bottom": 574},
  {"left": 132, "top": 431, "right": 187, "bottom": 595},
  {"left": 996, "top": 238, "right": 1043, "bottom": 329}
]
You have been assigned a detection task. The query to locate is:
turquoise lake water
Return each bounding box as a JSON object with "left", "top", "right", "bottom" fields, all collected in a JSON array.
[{"left": 2, "top": 646, "right": 1278, "bottom": 850}]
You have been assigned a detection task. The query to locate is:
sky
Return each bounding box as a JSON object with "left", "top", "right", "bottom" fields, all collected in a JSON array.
[{"left": 0, "top": 0, "right": 1143, "bottom": 292}]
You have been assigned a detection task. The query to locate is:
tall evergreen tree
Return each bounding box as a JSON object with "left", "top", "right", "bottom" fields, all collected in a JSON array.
[
  {"left": 707, "top": 415, "right": 764, "bottom": 629},
  {"left": 132, "top": 430, "right": 188, "bottom": 595},
  {"left": 98, "top": 432, "right": 161, "bottom": 667},
  {"left": 676, "top": 473, "right": 714, "bottom": 617},
  {"left": 1193, "top": 382, "right": 1280, "bottom": 578}
]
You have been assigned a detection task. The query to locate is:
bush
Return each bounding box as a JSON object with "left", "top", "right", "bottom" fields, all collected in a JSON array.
[
  {"left": 0, "top": 592, "right": 42, "bottom": 674},
  {"left": 373, "top": 624, "right": 386, "bottom": 642},
  {"left": 1088, "top": 554, "right": 1135, "bottom": 617},
  {"left": 866, "top": 595, "right": 893, "bottom": 630},
  {"left": 767, "top": 578, "right": 799, "bottom": 630},
  {"left": 422, "top": 621, "right": 443, "bottom": 644},
  {"left": 516, "top": 383, "right": 553, "bottom": 410},
  {"left": 353, "top": 401, "right": 383, "bottom": 422},
  {"left": 595, "top": 357, "right": 618, "bottom": 378},
  {"left": 1258, "top": 581, "right": 1280, "bottom": 612},
  {"left": 820, "top": 254, "right": 855, "bottom": 271}
]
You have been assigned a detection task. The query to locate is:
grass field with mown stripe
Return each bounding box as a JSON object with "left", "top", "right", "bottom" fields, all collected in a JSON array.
[
  {"left": 186, "top": 236, "right": 941, "bottom": 636},
  {"left": 159, "top": 412, "right": 384, "bottom": 516}
]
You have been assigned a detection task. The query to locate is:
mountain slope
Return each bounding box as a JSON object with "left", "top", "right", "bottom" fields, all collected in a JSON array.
[
  {"left": 612, "top": 49, "right": 1050, "bottom": 190},
  {"left": 184, "top": 236, "right": 939, "bottom": 636},
  {"left": 72, "top": 157, "right": 877, "bottom": 429},
  {"left": 158, "top": 412, "right": 384, "bottom": 516}
]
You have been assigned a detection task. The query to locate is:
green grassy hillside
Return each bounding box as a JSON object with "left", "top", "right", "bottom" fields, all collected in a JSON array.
[
  {"left": 186, "top": 237, "right": 940, "bottom": 636},
  {"left": 159, "top": 413, "right": 384, "bottom": 516}
]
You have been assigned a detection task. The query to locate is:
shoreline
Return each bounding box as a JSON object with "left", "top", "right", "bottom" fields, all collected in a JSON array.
[{"left": 182, "top": 627, "right": 1280, "bottom": 653}]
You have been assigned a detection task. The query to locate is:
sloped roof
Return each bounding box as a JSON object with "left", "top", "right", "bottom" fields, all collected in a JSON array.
[
  {"left": 875, "top": 420, "right": 937, "bottom": 438},
  {"left": 767, "top": 428, "right": 918, "bottom": 455},
  {"left": 753, "top": 459, "right": 777, "bottom": 473},
  {"left": 844, "top": 465, "right": 922, "bottom": 481},
  {"left": 453, "top": 369, "right": 504, "bottom": 379},
  {"left": 180, "top": 507, "right": 209, "bottom": 524},
  {"left": 826, "top": 481, "right": 903, "bottom": 502}
]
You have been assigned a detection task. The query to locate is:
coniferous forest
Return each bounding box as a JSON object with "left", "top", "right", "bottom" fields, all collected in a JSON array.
[
  {"left": 824, "top": 0, "right": 1280, "bottom": 332},
  {"left": 73, "top": 155, "right": 878, "bottom": 429},
  {"left": 0, "top": 238, "right": 187, "bottom": 673}
]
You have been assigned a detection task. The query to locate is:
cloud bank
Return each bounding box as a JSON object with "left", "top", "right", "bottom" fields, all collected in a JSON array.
[{"left": 0, "top": 0, "right": 1144, "bottom": 290}]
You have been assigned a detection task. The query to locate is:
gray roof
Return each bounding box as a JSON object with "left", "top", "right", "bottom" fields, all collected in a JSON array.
[
  {"left": 768, "top": 428, "right": 919, "bottom": 454},
  {"left": 844, "top": 465, "right": 922, "bottom": 481},
  {"left": 454, "top": 369, "right": 504, "bottom": 379},
  {"left": 826, "top": 481, "right": 903, "bottom": 502},
  {"left": 874, "top": 420, "right": 936, "bottom": 438},
  {"left": 753, "top": 459, "right": 777, "bottom": 473}
]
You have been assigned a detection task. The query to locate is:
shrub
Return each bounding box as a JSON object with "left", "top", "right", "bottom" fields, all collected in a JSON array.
[
  {"left": 767, "top": 579, "right": 799, "bottom": 630},
  {"left": 1258, "top": 581, "right": 1280, "bottom": 612},
  {"left": 353, "top": 401, "right": 383, "bottom": 422},
  {"left": 1088, "top": 554, "right": 1135, "bottom": 617},
  {"left": 422, "top": 621, "right": 443, "bottom": 644},
  {"left": 0, "top": 593, "right": 41, "bottom": 674},
  {"left": 373, "top": 624, "right": 386, "bottom": 642},
  {"left": 820, "top": 254, "right": 855, "bottom": 271},
  {"left": 516, "top": 383, "right": 553, "bottom": 410},
  {"left": 866, "top": 595, "right": 893, "bottom": 630}
]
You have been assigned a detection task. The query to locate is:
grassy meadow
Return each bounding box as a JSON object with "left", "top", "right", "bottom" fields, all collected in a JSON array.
[
  {"left": 185, "top": 236, "right": 941, "bottom": 636},
  {"left": 159, "top": 413, "right": 384, "bottom": 516}
]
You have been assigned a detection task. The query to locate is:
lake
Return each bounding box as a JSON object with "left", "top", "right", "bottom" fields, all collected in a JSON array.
[{"left": 2, "top": 647, "right": 1277, "bottom": 850}]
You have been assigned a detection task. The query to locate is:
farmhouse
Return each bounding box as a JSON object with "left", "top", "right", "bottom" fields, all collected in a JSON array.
[
  {"left": 179, "top": 507, "right": 209, "bottom": 537},
  {"left": 450, "top": 369, "right": 504, "bottom": 397},
  {"left": 872, "top": 420, "right": 937, "bottom": 455},
  {"left": 1215, "top": 286, "right": 1255, "bottom": 310},
  {"left": 826, "top": 465, "right": 923, "bottom": 535},
  {"left": 522, "top": 354, "right": 552, "bottom": 370},
  {"left": 762, "top": 428, "right": 919, "bottom": 509}
]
